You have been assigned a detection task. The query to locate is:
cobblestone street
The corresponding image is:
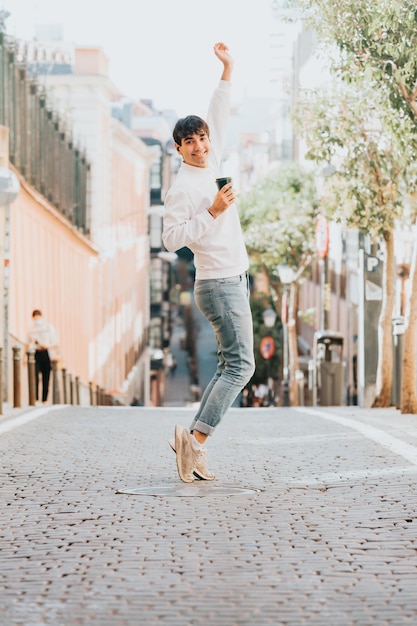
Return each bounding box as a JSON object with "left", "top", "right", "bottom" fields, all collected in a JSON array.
[{"left": 1, "top": 404, "right": 417, "bottom": 625}]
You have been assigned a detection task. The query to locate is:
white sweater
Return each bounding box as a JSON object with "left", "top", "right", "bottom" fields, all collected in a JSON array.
[
  {"left": 27, "top": 319, "right": 59, "bottom": 359},
  {"left": 162, "top": 80, "right": 249, "bottom": 280}
]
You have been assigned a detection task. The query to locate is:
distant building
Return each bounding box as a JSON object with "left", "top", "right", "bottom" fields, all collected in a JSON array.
[
  {"left": 111, "top": 91, "right": 179, "bottom": 405},
  {"left": 28, "top": 45, "right": 153, "bottom": 404}
]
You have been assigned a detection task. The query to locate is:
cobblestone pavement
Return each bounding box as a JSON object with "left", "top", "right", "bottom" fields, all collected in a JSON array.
[{"left": 1, "top": 404, "right": 417, "bottom": 625}]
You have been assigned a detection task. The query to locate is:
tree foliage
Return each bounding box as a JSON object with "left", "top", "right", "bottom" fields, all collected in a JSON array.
[
  {"left": 295, "top": 0, "right": 417, "bottom": 177},
  {"left": 293, "top": 0, "right": 417, "bottom": 411},
  {"left": 239, "top": 163, "right": 319, "bottom": 405},
  {"left": 297, "top": 0, "right": 417, "bottom": 117},
  {"left": 239, "top": 163, "right": 319, "bottom": 282},
  {"left": 293, "top": 83, "right": 414, "bottom": 235},
  {"left": 294, "top": 83, "right": 409, "bottom": 406},
  {"left": 250, "top": 294, "right": 282, "bottom": 387}
]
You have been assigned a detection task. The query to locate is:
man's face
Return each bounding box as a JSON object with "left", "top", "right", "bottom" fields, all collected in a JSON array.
[{"left": 176, "top": 131, "right": 210, "bottom": 168}]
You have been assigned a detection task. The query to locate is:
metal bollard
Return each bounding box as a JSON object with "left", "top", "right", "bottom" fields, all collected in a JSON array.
[
  {"left": 308, "top": 359, "right": 317, "bottom": 406},
  {"left": 62, "top": 368, "right": 67, "bottom": 404},
  {"left": 281, "top": 378, "right": 290, "bottom": 407},
  {"left": 12, "top": 345, "right": 22, "bottom": 408},
  {"left": 27, "top": 349, "right": 36, "bottom": 406},
  {"left": 52, "top": 360, "right": 60, "bottom": 404},
  {"left": 89, "top": 381, "right": 94, "bottom": 406},
  {"left": 75, "top": 376, "right": 80, "bottom": 405},
  {"left": 0, "top": 347, "right": 3, "bottom": 415},
  {"left": 69, "top": 375, "right": 74, "bottom": 405},
  {"left": 295, "top": 369, "right": 305, "bottom": 406}
]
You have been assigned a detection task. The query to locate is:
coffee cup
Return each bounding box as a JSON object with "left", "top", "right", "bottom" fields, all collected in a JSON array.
[{"left": 216, "top": 177, "right": 232, "bottom": 190}]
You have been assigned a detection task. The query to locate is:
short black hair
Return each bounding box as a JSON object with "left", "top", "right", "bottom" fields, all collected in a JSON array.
[
  {"left": 32, "top": 309, "right": 42, "bottom": 317},
  {"left": 173, "top": 115, "right": 210, "bottom": 146}
]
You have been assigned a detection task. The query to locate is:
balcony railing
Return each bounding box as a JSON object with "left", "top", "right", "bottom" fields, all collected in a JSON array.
[{"left": 0, "top": 32, "right": 89, "bottom": 233}]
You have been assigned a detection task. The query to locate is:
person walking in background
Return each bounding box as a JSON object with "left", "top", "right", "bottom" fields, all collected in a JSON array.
[
  {"left": 27, "top": 309, "right": 59, "bottom": 404},
  {"left": 162, "top": 43, "right": 255, "bottom": 483}
]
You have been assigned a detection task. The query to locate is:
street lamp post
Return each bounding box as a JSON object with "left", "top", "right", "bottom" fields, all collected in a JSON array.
[
  {"left": 278, "top": 265, "right": 296, "bottom": 408},
  {"left": 262, "top": 307, "right": 277, "bottom": 406},
  {"left": 315, "top": 216, "right": 330, "bottom": 330},
  {"left": 281, "top": 292, "right": 290, "bottom": 407}
]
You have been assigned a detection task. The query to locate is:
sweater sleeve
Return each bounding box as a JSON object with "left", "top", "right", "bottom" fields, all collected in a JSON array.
[
  {"left": 162, "top": 188, "right": 214, "bottom": 252},
  {"left": 207, "top": 80, "right": 231, "bottom": 171},
  {"left": 48, "top": 324, "right": 59, "bottom": 348}
]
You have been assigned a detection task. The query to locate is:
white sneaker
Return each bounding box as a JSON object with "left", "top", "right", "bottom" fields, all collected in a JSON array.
[
  {"left": 193, "top": 447, "right": 215, "bottom": 481},
  {"left": 174, "top": 425, "right": 216, "bottom": 483},
  {"left": 169, "top": 437, "right": 215, "bottom": 481}
]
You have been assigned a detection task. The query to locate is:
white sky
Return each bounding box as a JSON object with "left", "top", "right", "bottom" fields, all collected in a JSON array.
[{"left": 4, "top": 0, "right": 275, "bottom": 116}]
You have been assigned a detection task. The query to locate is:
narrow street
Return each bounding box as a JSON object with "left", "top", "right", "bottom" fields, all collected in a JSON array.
[
  {"left": 164, "top": 297, "right": 218, "bottom": 408},
  {"left": 1, "top": 403, "right": 417, "bottom": 625}
]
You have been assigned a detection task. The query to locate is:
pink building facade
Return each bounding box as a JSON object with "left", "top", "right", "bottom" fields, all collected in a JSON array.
[
  {"left": 2, "top": 47, "right": 152, "bottom": 406},
  {"left": 8, "top": 169, "right": 99, "bottom": 404}
]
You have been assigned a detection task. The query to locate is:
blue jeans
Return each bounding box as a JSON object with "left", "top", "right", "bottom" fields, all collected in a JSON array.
[{"left": 190, "top": 272, "right": 255, "bottom": 436}]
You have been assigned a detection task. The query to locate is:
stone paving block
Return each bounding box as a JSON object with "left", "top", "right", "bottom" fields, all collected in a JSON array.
[{"left": 1, "top": 406, "right": 417, "bottom": 624}]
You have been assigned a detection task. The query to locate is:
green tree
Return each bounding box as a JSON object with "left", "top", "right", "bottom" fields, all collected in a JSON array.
[
  {"left": 239, "top": 163, "right": 319, "bottom": 403},
  {"left": 249, "top": 294, "right": 282, "bottom": 404},
  {"left": 294, "top": 0, "right": 417, "bottom": 412},
  {"left": 293, "top": 83, "right": 414, "bottom": 406}
]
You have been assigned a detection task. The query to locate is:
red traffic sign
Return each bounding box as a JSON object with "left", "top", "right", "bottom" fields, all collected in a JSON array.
[
  {"left": 260, "top": 336, "right": 275, "bottom": 360},
  {"left": 315, "top": 217, "right": 329, "bottom": 259}
]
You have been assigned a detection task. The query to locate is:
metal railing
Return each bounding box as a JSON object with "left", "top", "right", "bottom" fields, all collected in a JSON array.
[{"left": 0, "top": 32, "right": 89, "bottom": 233}]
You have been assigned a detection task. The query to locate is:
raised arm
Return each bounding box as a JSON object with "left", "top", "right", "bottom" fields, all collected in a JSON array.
[{"left": 213, "top": 42, "right": 234, "bottom": 81}]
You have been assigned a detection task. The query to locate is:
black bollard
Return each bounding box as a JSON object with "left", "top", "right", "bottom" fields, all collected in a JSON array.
[
  {"left": 62, "top": 368, "right": 67, "bottom": 404},
  {"left": 52, "top": 360, "right": 60, "bottom": 404},
  {"left": 89, "top": 381, "right": 94, "bottom": 406},
  {"left": 69, "top": 374, "right": 74, "bottom": 405},
  {"left": 12, "top": 345, "right": 22, "bottom": 408},
  {"left": 27, "top": 349, "right": 36, "bottom": 406},
  {"left": 75, "top": 376, "right": 80, "bottom": 405},
  {"left": 281, "top": 378, "right": 290, "bottom": 407}
]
